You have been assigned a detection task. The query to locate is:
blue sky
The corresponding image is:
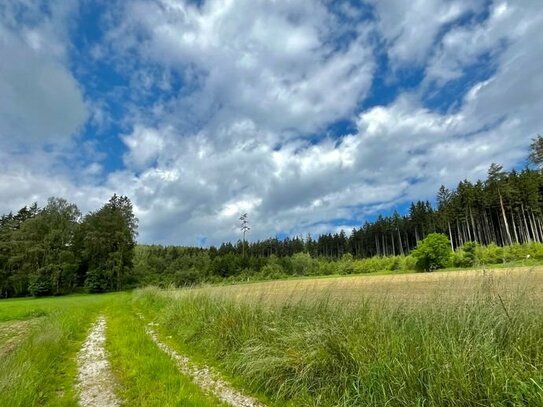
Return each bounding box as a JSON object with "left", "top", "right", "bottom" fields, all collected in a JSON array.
[{"left": 0, "top": 0, "right": 541, "bottom": 245}]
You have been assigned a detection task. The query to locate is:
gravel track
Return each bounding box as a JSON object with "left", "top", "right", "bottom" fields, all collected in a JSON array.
[{"left": 77, "top": 316, "right": 120, "bottom": 407}]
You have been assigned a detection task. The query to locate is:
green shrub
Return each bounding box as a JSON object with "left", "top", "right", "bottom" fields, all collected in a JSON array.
[
  {"left": 291, "top": 252, "right": 317, "bottom": 276},
  {"left": 317, "top": 259, "right": 336, "bottom": 275},
  {"left": 261, "top": 263, "right": 286, "bottom": 280},
  {"left": 479, "top": 243, "right": 504, "bottom": 264},
  {"left": 337, "top": 253, "right": 355, "bottom": 274},
  {"left": 174, "top": 267, "right": 200, "bottom": 286},
  {"left": 453, "top": 241, "right": 482, "bottom": 268},
  {"left": 412, "top": 233, "right": 452, "bottom": 272}
]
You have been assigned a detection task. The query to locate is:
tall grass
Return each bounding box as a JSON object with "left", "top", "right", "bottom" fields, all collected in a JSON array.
[{"left": 134, "top": 275, "right": 543, "bottom": 407}]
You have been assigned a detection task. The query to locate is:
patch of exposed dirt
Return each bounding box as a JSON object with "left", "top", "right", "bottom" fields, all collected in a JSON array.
[
  {"left": 0, "top": 319, "right": 37, "bottom": 357},
  {"left": 76, "top": 316, "right": 120, "bottom": 407},
  {"left": 139, "top": 314, "right": 265, "bottom": 407}
]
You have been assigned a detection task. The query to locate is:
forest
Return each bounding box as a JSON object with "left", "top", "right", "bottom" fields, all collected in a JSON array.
[
  {"left": 0, "top": 194, "right": 137, "bottom": 298},
  {"left": 2, "top": 137, "right": 543, "bottom": 297}
]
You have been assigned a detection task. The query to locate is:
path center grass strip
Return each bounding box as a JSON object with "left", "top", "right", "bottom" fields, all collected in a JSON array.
[{"left": 105, "top": 295, "right": 227, "bottom": 407}]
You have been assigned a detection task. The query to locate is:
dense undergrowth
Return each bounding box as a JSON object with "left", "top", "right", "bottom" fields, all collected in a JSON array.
[
  {"left": 135, "top": 241, "right": 543, "bottom": 287},
  {"left": 134, "top": 281, "right": 543, "bottom": 407}
]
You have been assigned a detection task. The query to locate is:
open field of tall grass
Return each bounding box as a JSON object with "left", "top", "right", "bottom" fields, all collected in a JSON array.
[
  {"left": 163, "top": 265, "right": 543, "bottom": 306},
  {"left": 135, "top": 266, "right": 543, "bottom": 406},
  {"left": 1, "top": 266, "right": 542, "bottom": 406}
]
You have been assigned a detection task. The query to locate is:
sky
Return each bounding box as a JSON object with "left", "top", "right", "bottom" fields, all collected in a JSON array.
[{"left": 1, "top": 0, "right": 542, "bottom": 246}]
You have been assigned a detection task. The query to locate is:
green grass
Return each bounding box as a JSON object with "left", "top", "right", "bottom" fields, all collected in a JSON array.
[
  {"left": 0, "top": 293, "right": 114, "bottom": 322},
  {"left": 134, "top": 274, "right": 543, "bottom": 407},
  {"left": 0, "top": 293, "right": 117, "bottom": 406},
  {"left": 2, "top": 269, "right": 542, "bottom": 406},
  {"left": 105, "top": 294, "right": 227, "bottom": 406}
]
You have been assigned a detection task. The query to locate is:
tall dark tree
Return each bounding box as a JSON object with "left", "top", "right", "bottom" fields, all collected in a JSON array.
[{"left": 77, "top": 194, "right": 138, "bottom": 292}]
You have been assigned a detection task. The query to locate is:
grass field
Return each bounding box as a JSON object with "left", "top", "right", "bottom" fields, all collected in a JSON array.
[
  {"left": 1, "top": 266, "right": 543, "bottom": 406},
  {"left": 168, "top": 266, "right": 543, "bottom": 306}
]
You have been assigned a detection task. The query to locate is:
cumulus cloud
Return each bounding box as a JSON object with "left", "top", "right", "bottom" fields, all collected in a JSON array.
[
  {"left": 0, "top": 0, "right": 91, "bottom": 214},
  {"left": 0, "top": 28, "right": 86, "bottom": 147},
  {"left": 370, "top": 0, "right": 485, "bottom": 66},
  {"left": 106, "top": 0, "right": 375, "bottom": 136},
  {"left": 0, "top": 0, "right": 86, "bottom": 147}
]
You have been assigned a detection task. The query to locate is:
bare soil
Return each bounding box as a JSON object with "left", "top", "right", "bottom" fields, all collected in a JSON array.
[{"left": 0, "top": 319, "right": 37, "bottom": 357}]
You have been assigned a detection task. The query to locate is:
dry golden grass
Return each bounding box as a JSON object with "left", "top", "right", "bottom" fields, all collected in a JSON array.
[
  {"left": 0, "top": 319, "right": 37, "bottom": 357},
  {"left": 167, "top": 266, "right": 543, "bottom": 307}
]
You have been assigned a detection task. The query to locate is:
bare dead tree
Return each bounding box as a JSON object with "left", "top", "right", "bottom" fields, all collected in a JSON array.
[{"left": 239, "top": 213, "right": 250, "bottom": 257}]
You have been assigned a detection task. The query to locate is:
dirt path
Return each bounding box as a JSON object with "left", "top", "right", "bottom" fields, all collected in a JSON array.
[
  {"left": 77, "top": 316, "right": 120, "bottom": 407},
  {"left": 141, "top": 316, "right": 265, "bottom": 407}
]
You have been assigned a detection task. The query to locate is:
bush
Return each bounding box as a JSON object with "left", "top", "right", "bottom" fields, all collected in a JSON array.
[
  {"left": 291, "top": 252, "right": 317, "bottom": 276},
  {"left": 479, "top": 243, "right": 505, "bottom": 264},
  {"left": 174, "top": 267, "right": 200, "bottom": 286},
  {"left": 337, "top": 253, "right": 355, "bottom": 274},
  {"left": 261, "top": 263, "right": 286, "bottom": 280},
  {"left": 412, "top": 233, "right": 452, "bottom": 272},
  {"left": 85, "top": 267, "right": 110, "bottom": 292},
  {"left": 453, "top": 241, "right": 482, "bottom": 268},
  {"left": 28, "top": 268, "right": 53, "bottom": 297}
]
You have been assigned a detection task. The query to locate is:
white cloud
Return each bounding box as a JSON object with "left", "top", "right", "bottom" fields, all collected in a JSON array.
[
  {"left": 0, "top": 1, "right": 91, "bottom": 213},
  {"left": 122, "top": 126, "right": 166, "bottom": 170},
  {"left": 425, "top": 1, "right": 512, "bottom": 85},
  {"left": 0, "top": 27, "right": 86, "bottom": 147},
  {"left": 107, "top": 0, "right": 375, "bottom": 136},
  {"left": 370, "top": 0, "right": 485, "bottom": 66}
]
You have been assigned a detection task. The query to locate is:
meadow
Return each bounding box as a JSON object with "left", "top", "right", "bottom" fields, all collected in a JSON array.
[{"left": 1, "top": 266, "right": 542, "bottom": 406}]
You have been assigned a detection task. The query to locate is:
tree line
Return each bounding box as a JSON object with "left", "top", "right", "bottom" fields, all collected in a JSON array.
[{"left": 0, "top": 195, "right": 137, "bottom": 297}]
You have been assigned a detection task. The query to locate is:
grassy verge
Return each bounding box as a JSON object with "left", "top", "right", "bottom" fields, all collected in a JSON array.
[
  {"left": 106, "top": 294, "right": 227, "bottom": 407},
  {"left": 0, "top": 294, "right": 116, "bottom": 406},
  {"left": 134, "top": 278, "right": 543, "bottom": 406}
]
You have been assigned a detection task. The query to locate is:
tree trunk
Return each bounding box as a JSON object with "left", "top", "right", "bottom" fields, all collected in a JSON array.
[
  {"left": 529, "top": 210, "right": 540, "bottom": 242},
  {"left": 499, "top": 192, "right": 513, "bottom": 245},
  {"left": 448, "top": 221, "right": 454, "bottom": 251},
  {"left": 510, "top": 207, "right": 519, "bottom": 244}
]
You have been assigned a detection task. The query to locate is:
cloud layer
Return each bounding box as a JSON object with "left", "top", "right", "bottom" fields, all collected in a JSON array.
[{"left": 0, "top": 0, "right": 541, "bottom": 245}]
